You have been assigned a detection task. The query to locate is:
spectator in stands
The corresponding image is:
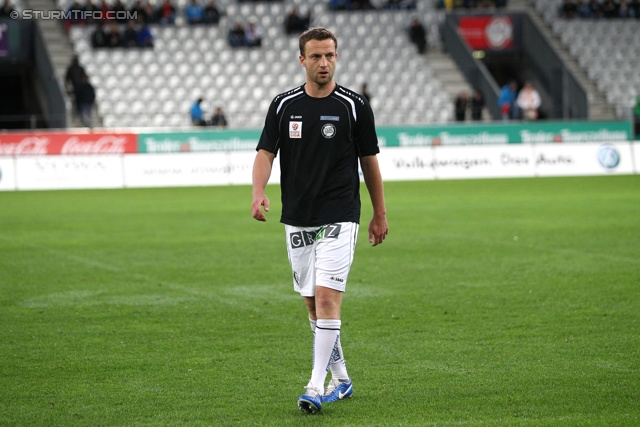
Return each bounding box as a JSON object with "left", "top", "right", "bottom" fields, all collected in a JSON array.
[
  {"left": 82, "top": 0, "right": 99, "bottom": 24},
  {"left": 454, "top": 91, "right": 468, "bottom": 122},
  {"left": 498, "top": 80, "right": 518, "bottom": 121},
  {"left": 65, "top": 55, "right": 87, "bottom": 96},
  {"left": 190, "top": 98, "right": 207, "bottom": 126},
  {"left": 559, "top": 0, "right": 578, "bottom": 18},
  {"left": 142, "top": 1, "right": 157, "bottom": 23},
  {"left": 386, "top": 0, "right": 416, "bottom": 9},
  {"left": 98, "top": 0, "right": 110, "bottom": 22},
  {"left": 601, "top": 0, "right": 619, "bottom": 18},
  {"left": 329, "top": 0, "right": 352, "bottom": 10},
  {"left": 111, "top": 0, "right": 128, "bottom": 23},
  {"left": 157, "top": 0, "right": 176, "bottom": 25},
  {"left": 123, "top": 20, "right": 139, "bottom": 47},
  {"left": 107, "top": 22, "right": 123, "bottom": 48},
  {"left": 245, "top": 21, "right": 262, "bottom": 47},
  {"left": 210, "top": 107, "right": 228, "bottom": 128},
  {"left": 185, "top": 0, "right": 205, "bottom": 25},
  {"left": 618, "top": 0, "right": 633, "bottom": 17},
  {"left": 203, "top": 0, "right": 222, "bottom": 24},
  {"left": 284, "top": 7, "right": 312, "bottom": 35},
  {"left": 587, "top": 0, "right": 603, "bottom": 18},
  {"left": 516, "top": 81, "right": 541, "bottom": 121},
  {"left": 64, "top": 1, "right": 84, "bottom": 33},
  {"left": 0, "top": 0, "right": 15, "bottom": 18},
  {"left": 129, "top": 1, "right": 148, "bottom": 23},
  {"left": 228, "top": 22, "right": 246, "bottom": 47},
  {"left": 408, "top": 18, "right": 427, "bottom": 55},
  {"left": 137, "top": 21, "right": 154, "bottom": 47},
  {"left": 471, "top": 90, "right": 485, "bottom": 121},
  {"left": 575, "top": 0, "right": 591, "bottom": 17},
  {"left": 630, "top": 0, "right": 640, "bottom": 17},
  {"left": 91, "top": 23, "right": 109, "bottom": 48},
  {"left": 75, "top": 74, "right": 96, "bottom": 128},
  {"left": 360, "top": 82, "right": 371, "bottom": 103}
]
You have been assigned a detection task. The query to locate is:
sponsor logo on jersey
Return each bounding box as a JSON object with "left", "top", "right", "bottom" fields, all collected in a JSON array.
[
  {"left": 322, "top": 123, "right": 336, "bottom": 139},
  {"left": 320, "top": 116, "right": 339, "bottom": 121},
  {"left": 289, "top": 121, "right": 302, "bottom": 139}
]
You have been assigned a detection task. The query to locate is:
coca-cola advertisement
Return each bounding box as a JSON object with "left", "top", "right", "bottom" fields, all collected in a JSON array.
[{"left": 0, "top": 132, "right": 138, "bottom": 155}]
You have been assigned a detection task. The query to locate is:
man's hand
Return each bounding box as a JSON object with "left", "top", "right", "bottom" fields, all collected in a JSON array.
[
  {"left": 368, "top": 215, "right": 388, "bottom": 246},
  {"left": 251, "top": 193, "right": 270, "bottom": 222}
]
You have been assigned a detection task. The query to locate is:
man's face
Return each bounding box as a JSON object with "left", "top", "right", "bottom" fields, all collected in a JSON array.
[{"left": 300, "top": 38, "right": 337, "bottom": 87}]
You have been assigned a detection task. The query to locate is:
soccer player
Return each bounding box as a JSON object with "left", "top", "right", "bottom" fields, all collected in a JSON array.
[{"left": 251, "top": 27, "right": 389, "bottom": 414}]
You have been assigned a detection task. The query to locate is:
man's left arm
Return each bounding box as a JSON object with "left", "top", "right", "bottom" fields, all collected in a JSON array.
[{"left": 360, "top": 155, "right": 388, "bottom": 246}]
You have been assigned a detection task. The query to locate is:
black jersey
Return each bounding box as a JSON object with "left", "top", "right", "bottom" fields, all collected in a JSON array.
[{"left": 257, "top": 84, "right": 380, "bottom": 227}]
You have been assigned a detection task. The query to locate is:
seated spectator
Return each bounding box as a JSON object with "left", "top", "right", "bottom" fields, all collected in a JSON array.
[
  {"left": 618, "top": 0, "right": 633, "bottom": 17},
  {"left": 408, "top": 18, "right": 427, "bottom": 55},
  {"left": 203, "top": 0, "right": 222, "bottom": 24},
  {"left": 98, "top": 0, "right": 110, "bottom": 22},
  {"left": 107, "top": 22, "right": 123, "bottom": 48},
  {"left": 111, "top": 0, "right": 128, "bottom": 23},
  {"left": 588, "top": 0, "right": 603, "bottom": 18},
  {"left": 91, "top": 23, "right": 109, "bottom": 48},
  {"left": 576, "top": 0, "right": 591, "bottom": 17},
  {"left": 142, "top": 1, "right": 157, "bottom": 23},
  {"left": 329, "top": 0, "right": 352, "bottom": 10},
  {"left": 228, "top": 22, "right": 246, "bottom": 47},
  {"left": 559, "top": 0, "right": 578, "bottom": 18},
  {"left": 129, "top": 1, "right": 149, "bottom": 23},
  {"left": 64, "top": 1, "right": 84, "bottom": 33},
  {"left": 601, "top": 0, "right": 619, "bottom": 18},
  {"left": 190, "top": 98, "right": 207, "bottom": 126},
  {"left": 385, "top": 0, "right": 416, "bottom": 9},
  {"left": 0, "top": 0, "right": 15, "bottom": 18},
  {"left": 284, "top": 7, "right": 312, "bottom": 35},
  {"left": 123, "top": 20, "right": 139, "bottom": 47},
  {"left": 210, "top": 107, "right": 228, "bottom": 128},
  {"left": 137, "top": 22, "right": 154, "bottom": 47},
  {"left": 83, "top": 0, "right": 100, "bottom": 24},
  {"left": 185, "top": 0, "right": 205, "bottom": 25},
  {"left": 156, "top": 0, "right": 176, "bottom": 25},
  {"left": 244, "top": 21, "right": 262, "bottom": 47}
]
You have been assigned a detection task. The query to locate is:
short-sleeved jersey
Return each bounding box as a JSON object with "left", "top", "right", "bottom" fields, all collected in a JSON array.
[{"left": 257, "top": 84, "right": 380, "bottom": 227}]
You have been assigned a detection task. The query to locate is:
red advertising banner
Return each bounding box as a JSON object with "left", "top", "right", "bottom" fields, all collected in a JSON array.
[
  {"left": 0, "top": 131, "right": 138, "bottom": 155},
  {"left": 458, "top": 16, "right": 513, "bottom": 50}
]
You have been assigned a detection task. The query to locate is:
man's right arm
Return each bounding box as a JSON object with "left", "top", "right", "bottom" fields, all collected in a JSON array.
[{"left": 251, "top": 149, "right": 275, "bottom": 222}]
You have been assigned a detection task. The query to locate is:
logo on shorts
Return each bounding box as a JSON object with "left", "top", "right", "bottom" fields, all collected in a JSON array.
[
  {"left": 289, "top": 121, "right": 302, "bottom": 139},
  {"left": 321, "top": 123, "right": 336, "bottom": 139},
  {"left": 289, "top": 224, "right": 342, "bottom": 249}
]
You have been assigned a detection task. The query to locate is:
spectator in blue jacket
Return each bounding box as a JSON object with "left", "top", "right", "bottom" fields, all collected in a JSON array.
[
  {"left": 498, "top": 80, "right": 519, "bottom": 121},
  {"left": 190, "top": 98, "right": 207, "bottom": 126}
]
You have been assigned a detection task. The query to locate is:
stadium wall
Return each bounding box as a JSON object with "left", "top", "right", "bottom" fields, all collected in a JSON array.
[{"left": 0, "top": 121, "right": 637, "bottom": 191}]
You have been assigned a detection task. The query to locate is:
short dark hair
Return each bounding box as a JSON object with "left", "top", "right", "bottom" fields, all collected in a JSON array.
[{"left": 298, "top": 27, "right": 338, "bottom": 56}]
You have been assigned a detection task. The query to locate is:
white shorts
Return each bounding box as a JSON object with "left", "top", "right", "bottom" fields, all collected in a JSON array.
[{"left": 285, "top": 222, "right": 359, "bottom": 297}]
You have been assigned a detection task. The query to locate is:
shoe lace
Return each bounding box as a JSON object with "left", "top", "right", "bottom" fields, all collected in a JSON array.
[
  {"left": 324, "top": 378, "right": 341, "bottom": 395},
  {"left": 305, "top": 382, "right": 323, "bottom": 398}
]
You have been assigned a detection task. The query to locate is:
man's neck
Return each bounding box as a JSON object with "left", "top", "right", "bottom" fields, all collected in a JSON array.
[{"left": 304, "top": 81, "right": 336, "bottom": 98}]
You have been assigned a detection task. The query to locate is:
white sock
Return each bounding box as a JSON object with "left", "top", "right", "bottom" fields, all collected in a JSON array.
[
  {"left": 330, "top": 337, "right": 349, "bottom": 381},
  {"left": 310, "top": 319, "right": 341, "bottom": 393}
]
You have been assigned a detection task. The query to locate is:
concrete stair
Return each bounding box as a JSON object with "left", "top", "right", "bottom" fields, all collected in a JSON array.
[{"left": 24, "top": 0, "right": 102, "bottom": 127}]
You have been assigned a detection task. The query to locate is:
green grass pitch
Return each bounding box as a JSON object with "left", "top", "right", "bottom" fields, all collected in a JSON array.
[{"left": 1, "top": 175, "right": 639, "bottom": 426}]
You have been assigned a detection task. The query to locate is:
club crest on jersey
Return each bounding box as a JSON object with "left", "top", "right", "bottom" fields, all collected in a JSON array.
[
  {"left": 321, "top": 123, "right": 336, "bottom": 139},
  {"left": 289, "top": 121, "right": 302, "bottom": 139}
]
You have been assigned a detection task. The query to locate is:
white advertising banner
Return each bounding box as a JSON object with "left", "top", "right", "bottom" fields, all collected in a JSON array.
[
  {"left": 15, "top": 155, "right": 123, "bottom": 190},
  {"left": 632, "top": 142, "right": 639, "bottom": 174},
  {"left": 123, "top": 152, "right": 281, "bottom": 188},
  {"left": 533, "top": 142, "right": 634, "bottom": 177},
  {"left": 432, "top": 144, "right": 536, "bottom": 180},
  {"left": 0, "top": 157, "right": 16, "bottom": 191},
  {"left": 377, "top": 147, "right": 437, "bottom": 181}
]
